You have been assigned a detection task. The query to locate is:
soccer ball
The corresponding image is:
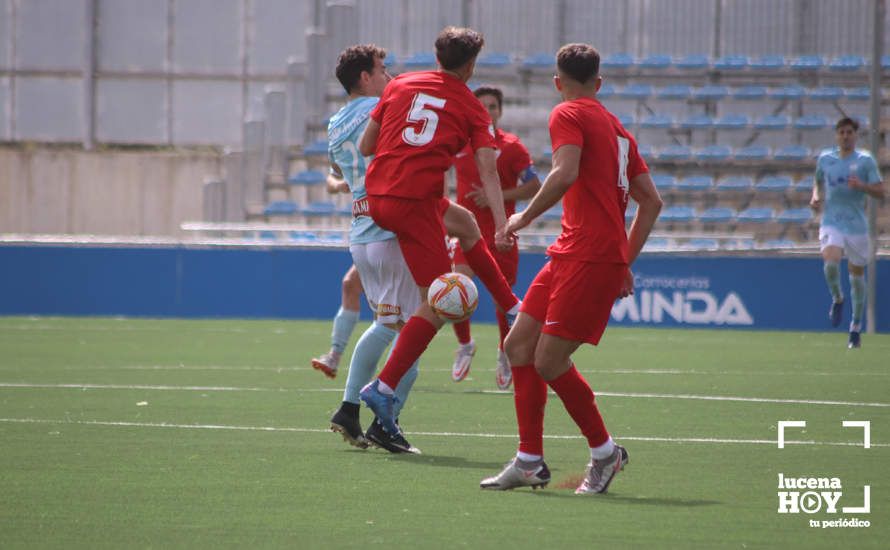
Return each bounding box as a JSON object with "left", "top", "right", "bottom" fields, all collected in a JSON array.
[{"left": 427, "top": 272, "right": 479, "bottom": 322}]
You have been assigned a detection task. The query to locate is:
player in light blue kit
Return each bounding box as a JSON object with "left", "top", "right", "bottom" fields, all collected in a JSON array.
[
  {"left": 810, "top": 117, "right": 885, "bottom": 348},
  {"left": 325, "top": 44, "right": 422, "bottom": 453}
]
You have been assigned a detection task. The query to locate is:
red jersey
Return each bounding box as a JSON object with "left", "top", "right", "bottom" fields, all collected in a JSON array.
[
  {"left": 454, "top": 129, "right": 534, "bottom": 242},
  {"left": 546, "top": 97, "right": 648, "bottom": 264},
  {"left": 365, "top": 71, "right": 496, "bottom": 200}
]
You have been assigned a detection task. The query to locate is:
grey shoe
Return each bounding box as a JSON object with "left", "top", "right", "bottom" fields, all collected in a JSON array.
[
  {"left": 575, "top": 445, "right": 628, "bottom": 495},
  {"left": 480, "top": 458, "right": 550, "bottom": 490}
]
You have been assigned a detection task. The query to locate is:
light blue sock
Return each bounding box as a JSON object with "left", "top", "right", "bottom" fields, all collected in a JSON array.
[
  {"left": 394, "top": 358, "right": 420, "bottom": 419},
  {"left": 331, "top": 307, "right": 360, "bottom": 355},
  {"left": 823, "top": 261, "right": 842, "bottom": 302},
  {"left": 342, "top": 322, "right": 396, "bottom": 404},
  {"left": 850, "top": 273, "right": 866, "bottom": 329}
]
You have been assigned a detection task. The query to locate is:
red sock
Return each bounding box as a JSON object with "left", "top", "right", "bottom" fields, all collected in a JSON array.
[
  {"left": 511, "top": 364, "right": 548, "bottom": 456},
  {"left": 547, "top": 365, "right": 610, "bottom": 448},
  {"left": 453, "top": 319, "right": 472, "bottom": 345},
  {"left": 378, "top": 316, "right": 438, "bottom": 389},
  {"left": 495, "top": 308, "right": 509, "bottom": 348},
  {"left": 462, "top": 240, "right": 518, "bottom": 312}
]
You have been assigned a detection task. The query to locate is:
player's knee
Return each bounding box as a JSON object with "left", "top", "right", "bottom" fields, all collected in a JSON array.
[
  {"left": 849, "top": 264, "right": 865, "bottom": 277},
  {"left": 504, "top": 332, "right": 532, "bottom": 366},
  {"left": 342, "top": 270, "right": 362, "bottom": 297}
]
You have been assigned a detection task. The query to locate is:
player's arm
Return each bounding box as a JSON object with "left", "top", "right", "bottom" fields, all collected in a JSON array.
[
  {"left": 504, "top": 144, "right": 579, "bottom": 234},
  {"left": 626, "top": 173, "right": 663, "bottom": 265},
  {"left": 358, "top": 119, "right": 380, "bottom": 157},
  {"left": 810, "top": 164, "right": 824, "bottom": 211},
  {"left": 326, "top": 163, "right": 350, "bottom": 194},
  {"left": 501, "top": 171, "right": 542, "bottom": 201},
  {"left": 475, "top": 147, "right": 509, "bottom": 228},
  {"left": 847, "top": 159, "right": 885, "bottom": 200}
]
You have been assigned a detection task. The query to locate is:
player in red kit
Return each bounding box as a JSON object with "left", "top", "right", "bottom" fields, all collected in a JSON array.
[
  {"left": 480, "top": 44, "right": 663, "bottom": 494},
  {"left": 450, "top": 86, "right": 540, "bottom": 388},
  {"left": 357, "top": 27, "right": 522, "bottom": 437}
]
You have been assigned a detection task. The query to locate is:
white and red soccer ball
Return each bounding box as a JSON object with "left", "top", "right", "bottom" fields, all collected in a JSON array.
[{"left": 427, "top": 272, "right": 479, "bottom": 322}]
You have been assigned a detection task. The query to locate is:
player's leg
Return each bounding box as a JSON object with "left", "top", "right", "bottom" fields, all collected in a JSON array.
[
  {"left": 845, "top": 234, "right": 869, "bottom": 349},
  {"left": 443, "top": 200, "right": 520, "bottom": 317},
  {"left": 819, "top": 227, "right": 845, "bottom": 327},
  {"left": 312, "top": 265, "right": 363, "bottom": 378},
  {"left": 450, "top": 248, "right": 476, "bottom": 382},
  {"left": 493, "top": 245, "right": 519, "bottom": 389}
]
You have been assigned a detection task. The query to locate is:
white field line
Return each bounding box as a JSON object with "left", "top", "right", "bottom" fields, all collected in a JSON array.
[
  {"left": 1, "top": 417, "right": 886, "bottom": 448},
  {"left": 2, "top": 382, "right": 890, "bottom": 408}
]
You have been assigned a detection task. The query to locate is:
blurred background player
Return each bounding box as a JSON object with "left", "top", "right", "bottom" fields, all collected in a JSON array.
[
  {"left": 450, "top": 86, "right": 541, "bottom": 388},
  {"left": 480, "top": 44, "right": 662, "bottom": 494},
  {"left": 357, "top": 27, "right": 521, "bottom": 437},
  {"left": 325, "top": 44, "right": 421, "bottom": 453},
  {"left": 810, "top": 117, "right": 885, "bottom": 349}
]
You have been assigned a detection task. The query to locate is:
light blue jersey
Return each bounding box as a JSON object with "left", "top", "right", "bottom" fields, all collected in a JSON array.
[
  {"left": 815, "top": 148, "right": 882, "bottom": 235},
  {"left": 328, "top": 96, "right": 395, "bottom": 245}
]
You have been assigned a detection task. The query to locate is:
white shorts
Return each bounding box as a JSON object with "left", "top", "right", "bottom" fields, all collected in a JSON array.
[
  {"left": 819, "top": 226, "right": 870, "bottom": 266},
  {"left": 350, "top": 239, "right": 421, "bottom": 325}
]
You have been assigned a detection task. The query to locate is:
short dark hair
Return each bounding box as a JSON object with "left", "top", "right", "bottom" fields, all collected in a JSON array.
[
  {"left": 435, "top": 27, "right": 484, "bottom": 71},
  {"left": 335, "top": 44, "right": 386, "bottom": 94},
  {"left": 836, "top": 117, "right": 859, "bottom": 132},
  {"left": 556, "top": 43, "right": 600, "bottom": 85},
  {"left": 474, "top": 86, "right": 503, "bottom": 109}
]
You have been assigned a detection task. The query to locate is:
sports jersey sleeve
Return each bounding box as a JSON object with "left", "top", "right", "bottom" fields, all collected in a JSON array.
[
  {"left": 815, "top": 157, "right": 825, "bottom": 185},
  {"left": 466, "top": 96, "right": 496, "bottom": 151},
  {"left": 549, "top": 106, "right": 583, "bottom": 153},
  {"left": 509, "top": 141, "right": 536, "bottom": 182},
  {"left": 626, "top": 134, "right": 649, "bottom": 179},
  {"left": 863, "top": 156, "right": 883, "bottom": 184}
]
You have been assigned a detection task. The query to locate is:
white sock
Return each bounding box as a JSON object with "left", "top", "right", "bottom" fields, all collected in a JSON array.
[
  {"left": 507, "top": 302, "right": 521, "bottom": 316},
  {"left": 377, "top": 380, "right": 395, "bottom": 395},
  {"left": 516, "top": 451, "right": 542, "bottom": 463},
  {"left": 590, "top": 437, "right": 615, "bottom": 460}
]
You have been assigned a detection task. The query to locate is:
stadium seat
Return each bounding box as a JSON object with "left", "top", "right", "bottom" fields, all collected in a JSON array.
[
  {"left": 790, "top": 55, "right": 825, "bottom": 70},
  {"left": 777, "top": 208, "right": 814, "bottom": 224},
  {"left": 734, "top": 146, "right": 770, "bottom": 161},
  {"left": 755, "top": 176, "right": 794, "bottom": 192},
  {"left": 736, "top": 207, "right": 775, "bottom": 223},
  {"left": 657, "top": 145, "right": 693, "bottom": 162},
  {"left": 303, "top": 140, "right": 329, "bottom": 157},
  {"left": 732, "top": 85, "right": 767, "bottom": 100},
  {"left": 619, "top": 83, "right": 652, "bottom": 99},
  {"left": 770, "top": 85, "right": 806, "bottom": 100},
  {"left": 774, "top": 145, "right": 811, "bottom": 162},
  {"left": 597, "top": 83, "right": 617, "bottom": 99},
  {"left": 675, "top": 175, "right": 714, "bottom": 191},
  {"left": 601, "top": 52, "right": 635, "bottom": 69},
  {"left": 521, "top": 52, "right": 554, "bottom": 69},
  {"left": 726, "top": 238, "right": 757, "bottom": 250},
  {"left": 687, "top": 237, "right": 720, "bottom": 250},
  {"left": 714, "top": 54, "right": 749, "bottom": 71},
  {"left": 264, "top": 200, "right": 299, "bottom": 216},
  {"left": 636, "top": 144, "right": 656, "bottom": 160},
  {"left": 754, "top": 114, "right": 790, "bottom": 130},
  {"left": 336, "top": 203, "right": 353, "bottom": 218},
  {"left": 716, "top": 176, "right": 754, "bottom": 191},
  {"left": 625, "top": 202, "right": 637, "bottom": 223},
  {"left": 659, "top": 205, "right": 696, "bottom": 223},
  {"left": 638, "top": 54, "right": 672, "bottom": 70},
  {"left": 652, "top": 174, "right": 677, "bottom": 191},
  {"left": 674, "top": 54, "right": 710, "bottom": 70},
  {"left": 643, "top": 237, "right": 672, "bottom": 251},
  {"left": 846, "top": 87, "right": 870, "bottom": 101},
  {"left": 795, "top": 177, "right": 815, "bottom": 193},
  {"left": 680, "top": 114, "right": 714, "bottom": 129},
  {"left": 616, "top": 112, "right": 636, "bottom": 127},
  {"left": 750, "top": 55, "right": 785, "bottom": 70},
  {"left": 289, "top": 231, "right": 318, "bottom": 243},
  {"left": 288, "top": 169, "right": 325, "bottom": 185},
  {"left": 883, "top": 55, "right": 890, "bottom": 69},
  {"left": 761, "top": 239, "right": 796, "bottom": 249},
  {"left": 639, "top": 114, "right": 674, "bottom": 129},
  {"left": 692, "top": 85, "right": 729, "bottom": 100},
  {"left": 301, "top": 201, "right": 336, "bottom": 217},
  {"left": 793, "top": 114, "right": 829, "bottom": 130},
  {"left": 829, "top": 55, "right": 866, "bottom": 71},
  {"left": 696, "top": 145, "right": 732, "bottom": 162},
  {"left": 714, "top": 114, "right": 750, "bottom": 130},
  {"left": 656, "top": 84, "right": 693, "bottom": 100},
  {"left": 259, "top": 230, "right": 277, "bottom": 240},
  {"left": 809, "top": 86, "right": 844, "bottom": 101},
  {"left": 541, "top": 206, "right": 563, "bottom": 222},
  {"left": 402, "top": 52, "right": 436, "bottom": 68},
  {"left": 476, "top": 52, "right": 512, "bottom": 68},
  {"left": 698, "top": 207, "right": 735, "bottom": 224}
]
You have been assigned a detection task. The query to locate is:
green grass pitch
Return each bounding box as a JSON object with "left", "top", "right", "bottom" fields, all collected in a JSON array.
[{"left": 1, "top": 317, "right": 888, "bottom": 548}]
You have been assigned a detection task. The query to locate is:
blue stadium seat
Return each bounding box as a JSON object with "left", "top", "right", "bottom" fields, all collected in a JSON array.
[
  {"left": 476, "top": 52, "right": 512, "bottom": 68},
  {"left": 402, "top": 52, "right": 436, "bottom": 68},
  {"left": 619, "top": 83, "right": 652, "bottom": 99},
  {"left": 636, "top": 144, "right": 656, "bottom": 160},
  {"left": 696, "top": 145, "right": 732, "bottom": 162},
  {"left": 687, "top": 238, "right": 720, "bottom": 250},
  {"left": 288, "top": 169, "right": 326, "bottom": 185},
  {"left": 714, "top": 54, "right": 749, "bottom": 71},
  {"left": 845, "top": 87, "right": 870, "bottom": 101},
  {"left": 727, "top": 238, "right": 757, "bottom": 250},
  {"left": 639, "top": 114, "right": 674, "bottom": 129},
  {"left": 541, "top": 206, "right": 563, "bottom": 222},
  {"left": 692, "top": 85, "right": 729, "bottom": 100},
  {"left": 616, "top": 112, "right": 636, "bottom": 127},
  {"left": 714, "top": 114, "right": 750, "bottom": 130},
  {"left": 659, "top": 206, "right": 696, "bottom": 223},
  {"left": 264, "top": 200, "right": 298, "bottom": 216},
  {"left": 289, "top": 231, "right": 318, "bottom": 243},
  {"left": 774, "top": 145, "right": 811, "bottom": 162},
  {"left": 597, "top": 83, "right": 617, "bottom": 98},
  {"left": 716, "top": 176, "right": 754, "bottom": 191},
  {"left": 638, "top": 54, "right": 672, "bottom": 70},
  {"left": 336, "top": 203, "right": 353, "bottom": 218},
  {"left": 656, "top": 84, "right": 692, "bottom": 100},
  {"left": 755, "top": 176, "right": 793, "bottom": 192},
  {"left": 541, "top": 149, "right": 553, "bottom": 162},
  {"left": 259, "top": 230, "right": 277, "bottom": 240},
  {"left": 770, "top": 85, "right": 806, "bottom": 100},
  {"left": 754, "top": 114, "right": 790, "bottom": 130},
  {"left": 301, "top": 201, "right": 336, "bottom": 217},
  {"left": 777, "top": 208, "right": 814, "bottom": 224},
  {"left": 732, "top": 85, "right": 767, "bottom": 100},
  {"left": 883, "top": 55, "right": 890, "bottom": 69},
  {"left": 734, "top": 146, "right": 770, "bottom": 161},
  {"left": 829, "top": 55, "right": 866, "bottom": 71},
  {"left": 680, "top": 114, "right": 714, "bottom": 129},
  {"left": 698, "top": 207, "right": 735, "bottom": 224},
  {"left": 652, "top": 174, "right": 677, "bottom": 190},
  {"left": 794, "top": 114, "right": 829, "bottom": 130},
  {"left": 658, "top": 145, "right": 693, "bottom": 162},
  {"left": 675, "top": 175, "right": 714, "bottom": 191},
  {"left": 601, "top": 52, "right": 635, "bottom": 69},
  {"left": 521, "top": 52, "right": 554, "bottom": 69},
  {"left": 750, "top": 55, "right": 785, "bottom": 70},
  {"left": 736, "top": 207, "right": 775, "bottom": 223},
  {"left": 674, "top": 54, "right": 710, "bottom": 70},
  {"left": 625, "top": 203, "right": 637, "bottom": 223},
  {"left": 809, "top": 86, "right": 844, "bottom": 101},
  {"left": 303, "top": 140, "right": 329, "bottom": 156},
  {"left": 790, "top": 55, "right": 824, "bottom": 71},
  {"left": 795, "top": 177, "right": 815, "bottom": 193},
  {"left": 762, "top": 239, "right": 796, "bottom": 249}
]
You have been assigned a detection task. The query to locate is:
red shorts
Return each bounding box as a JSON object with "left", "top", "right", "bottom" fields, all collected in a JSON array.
[
  {"left": 452, "top": 238, "right": 519, "bottom": 286},
  {"left": 520, "top": 258, "right": 626, "bottom": 345},
  {"left": 368, "top": 195, "right": 451, "bottom": 288}
]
